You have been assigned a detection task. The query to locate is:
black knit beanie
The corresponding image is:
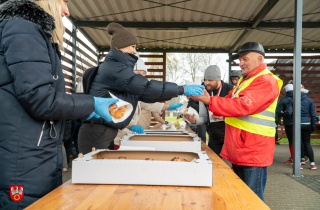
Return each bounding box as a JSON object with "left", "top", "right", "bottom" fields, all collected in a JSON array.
[{"left": 107, "top": 22, "right": 138, "bottom": 49}]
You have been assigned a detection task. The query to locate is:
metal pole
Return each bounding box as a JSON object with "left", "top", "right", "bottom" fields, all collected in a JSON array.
[
  {"left": 71, "top": 25, "right": 77, "bottom": 92},
  {"left": 228, "top": 53, "right": 232, "bottom": 85},
  {"left": 97, "top": 50, "right": 100, "bottom": 66},
  {"left": 292, "top": 0, "right": 303, "bottom": 177},
  {"left": 163, "top": 52, "right": 166, "bottom": 82},
  {"left": 162, "top": 52, "right": 167, "bottom": 121}
]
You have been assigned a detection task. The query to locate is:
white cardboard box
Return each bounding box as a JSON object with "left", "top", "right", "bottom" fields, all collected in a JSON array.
[
  {"left": 145, "top": 129, "right": 187, "bottom": 133},
  {"left": 120, "top": 133, "right": 201, "bottom": 152},
  {"left": 72, "top": 150, "right": 212, "bottom": 187},
  {"left": 144, "top": 130, "right": 193, "bottom": 136}
]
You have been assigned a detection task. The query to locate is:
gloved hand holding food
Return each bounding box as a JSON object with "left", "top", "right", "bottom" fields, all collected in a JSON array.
[
  {"left": 183, "top": 85, "right": 205, "bottom": 96},
  {"left": 109, "top": 104, "right": 127, "bottom": 119},
  {"left": 93, "top": 97, "right": 119, "bottom": 122}
]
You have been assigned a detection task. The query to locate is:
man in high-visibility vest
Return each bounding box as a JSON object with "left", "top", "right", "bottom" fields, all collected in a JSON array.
[{"left": 191, "top": 42, "right": 282, "bottom": 202}]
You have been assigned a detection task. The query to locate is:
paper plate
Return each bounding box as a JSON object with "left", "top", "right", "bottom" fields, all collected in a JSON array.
[
  {"left": 182, "top": 107, "right": 200, "bottom": 123},
  {"left": 109, "top": 92, "right": 133, "bottom": 123}
]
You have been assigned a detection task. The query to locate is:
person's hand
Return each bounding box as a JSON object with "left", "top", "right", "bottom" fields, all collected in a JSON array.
[
  {"left": 183, "top": 85, "right": 205, "bottom": 96},
  {"left": 190, "top": 89, "right": 210, "bottom": 105},
  {"left": 93, "top": 97, "right": 119, "bottom": 122},
  {"left": 311, "top": 126, "right": 316, "bottom": 133},
  {"left": 177, "top": 115, "right": 181, "bottom": 119},
  {"left": 87, "top": 112, "right": 100, "bottom": 120},
  {"left": 129, "top": 125, "right": 144, "bottom": 134},
  {"left": 168, "top": 103, "right": 183, "bottom": 111},
  {"left": 183, "top": 114, "right": 196, "bottom": 124},
  {"left": 211, "top": 114, "right": 224, "bottom": 120}
]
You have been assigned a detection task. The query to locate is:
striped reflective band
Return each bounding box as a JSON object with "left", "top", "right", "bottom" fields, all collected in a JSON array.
[
  {"left": 234, "top": 115, "right": 276, "bottom": 127},
  {"left": 258, "top": 110, "right": 275, "bottom": 118}
]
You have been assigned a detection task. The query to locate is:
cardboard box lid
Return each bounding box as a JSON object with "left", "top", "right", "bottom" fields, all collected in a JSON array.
[
  {"left": 74, "top": 150, "right": 211, "bottom": 164},
  {"left": 122, "top": 134, "right": 200, "bottom": 142},
  {"left": 145, "top": 130, "right": 185, "bottom": 132}
]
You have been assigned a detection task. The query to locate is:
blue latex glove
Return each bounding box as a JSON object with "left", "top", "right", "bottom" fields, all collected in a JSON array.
[
  {"left": 93, "top": 97, "right": 119, "bottom": 122},
  {"left": 168, "top": 103, "right": 184, "bottom": 111},
  {"left": 87, "top": 112, "right": 100, "bottom": 120},
  {"left": 183, "top": 85, "right": 205, "bottom": 96},
  {"left": 129, "top": 125, "right": 144, "bottom": 134}
]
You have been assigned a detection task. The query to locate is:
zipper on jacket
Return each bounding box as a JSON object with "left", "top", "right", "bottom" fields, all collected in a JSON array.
[{"left": 37, "top": 120, "right": 47, "bottom": 147}]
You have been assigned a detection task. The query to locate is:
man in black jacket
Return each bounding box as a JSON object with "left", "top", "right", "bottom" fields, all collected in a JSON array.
[{"left": 184, "top": 65, "right": 234, "bottom": 156}]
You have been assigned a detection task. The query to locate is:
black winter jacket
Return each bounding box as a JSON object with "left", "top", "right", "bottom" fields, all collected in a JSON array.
[
  {"left": 277, "top": 91, "right": 316, "bottom": 128},
  {"left": 276, "top": 91, "right": 293, "bottom": 125},
  {"left": 89, "top": 49, "right": 184, "bottom": 129},
  {"left": 205, "top": 80, "right": 234, "bottom": 123},
  {"left": 205, "top": 81, "right": 234, "bottom": 138},
  {"left": 0, "top": 1, "right": 94, "bottom": 209},
  {"left": 187, "top": 98, "right": 199, "bottom": 113}
]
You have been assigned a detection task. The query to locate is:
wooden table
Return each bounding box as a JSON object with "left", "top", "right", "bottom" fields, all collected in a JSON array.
[{"left": 26, "top": 128, "right": 270, "bottom": 210}]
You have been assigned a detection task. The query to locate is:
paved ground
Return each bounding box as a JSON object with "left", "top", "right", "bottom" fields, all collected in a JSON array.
[
  {"left": 62, "top": 144, "right": 320, "bottom": 210},
  {"left": 264, "top": 144, "right": 320, "bottom": 210}
]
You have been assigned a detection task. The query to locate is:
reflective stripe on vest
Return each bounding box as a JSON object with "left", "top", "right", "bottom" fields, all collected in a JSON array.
[{"left": 225, "top": 69, "right": 283, "bottom": 137}]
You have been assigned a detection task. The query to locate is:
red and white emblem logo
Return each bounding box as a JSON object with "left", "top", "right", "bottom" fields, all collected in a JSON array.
[{"left": 10, "top": 185, "right": 24, "bottom": 202}]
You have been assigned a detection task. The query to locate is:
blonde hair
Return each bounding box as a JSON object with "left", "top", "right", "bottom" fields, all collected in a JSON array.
[{"left": 35, "top": 0, "right": 64, "bottom": 49}]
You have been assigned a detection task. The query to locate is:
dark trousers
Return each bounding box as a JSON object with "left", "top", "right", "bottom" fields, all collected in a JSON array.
[
  {"left": 232, "top": 164, "right": 268, "bottom": 202},
  {"left": 285, "top": 124, "right": 312, "bottom": 160},
  {"left": 78, "top": 123, "right": 118, "bottom": 155},
  {"left": 285, "top": 125, "right": 293, "bottom": 147},
  {"left": 197, "top": 124, "right": 207, "bottom": 143},
  {"left": 208, "top": 121, "right": 225, "bottom": 156},
  {"left": 65, "top": 120, "right": 82, "bottom": 164},
  {"left": 301, "top": 124, "right": 314, "bottom": 162}
]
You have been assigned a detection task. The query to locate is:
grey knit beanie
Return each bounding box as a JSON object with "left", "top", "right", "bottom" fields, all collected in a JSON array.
[
  {"left": 230, "top": 70, "right": 242, "bottom": 79},
  {"left": 107, "top": 22, "right": 138, "bottom": 49},
  {"left": 204, "top": 65, "right": 221, "bottom": 80}
]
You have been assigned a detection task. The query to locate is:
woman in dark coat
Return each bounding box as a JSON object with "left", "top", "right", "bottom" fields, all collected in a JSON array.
[
  {"left": 0, "top": 0, "right": 117, "bottom": 209},
  {"left": 78, "top": 22, "right": 205, "bottom": 154},
  {"left": 284, "top": 88, "right": 317, "bottom": 169}
]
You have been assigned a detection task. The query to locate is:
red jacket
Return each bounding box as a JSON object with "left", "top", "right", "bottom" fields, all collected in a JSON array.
[{"left": 208, "top": 63, "right": 280, "bottom": 167}]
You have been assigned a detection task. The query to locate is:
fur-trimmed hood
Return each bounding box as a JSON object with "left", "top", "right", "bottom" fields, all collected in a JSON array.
[{"left": 0, "top": 0, "right": 55, "bottom": 37}]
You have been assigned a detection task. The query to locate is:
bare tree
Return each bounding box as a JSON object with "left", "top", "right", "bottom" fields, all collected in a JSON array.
[
  {"left": 181, "top": 54, "right": 206, "bottom": 82},
  {"left": 181, "top": 53, "right": 229, "bottom": 83},
  {"left": 166, "top": 54, "right": 180, "bottom": 83}
]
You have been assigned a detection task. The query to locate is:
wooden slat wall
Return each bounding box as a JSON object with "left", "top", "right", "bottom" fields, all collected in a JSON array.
[
  {"left": 274, "top": 57, "right": 320, "bottom": 139},
  {"left": 61, "top": 28, "right": 97, "bottom": 93},
  {"left": 231, "top": 55, "right": 320, "bottom": 139}
]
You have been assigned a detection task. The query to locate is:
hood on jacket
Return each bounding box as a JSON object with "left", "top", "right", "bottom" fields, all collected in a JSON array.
[
  {"left": 287, "top": 91, "right": 308, "bottom": 100},
  {"left": 0, "top": 0, "right": 55, "bottom": 38},
  {"left": 286, "top": 90, "right": 293, "bottom": 97},
  {"left": 301, "top": 93, "right": 308, "bottom": 100}
]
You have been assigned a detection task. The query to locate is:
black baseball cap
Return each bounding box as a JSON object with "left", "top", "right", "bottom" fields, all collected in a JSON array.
[{"left": 231, "top": 42, "right": 265, "bottom": 60}]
